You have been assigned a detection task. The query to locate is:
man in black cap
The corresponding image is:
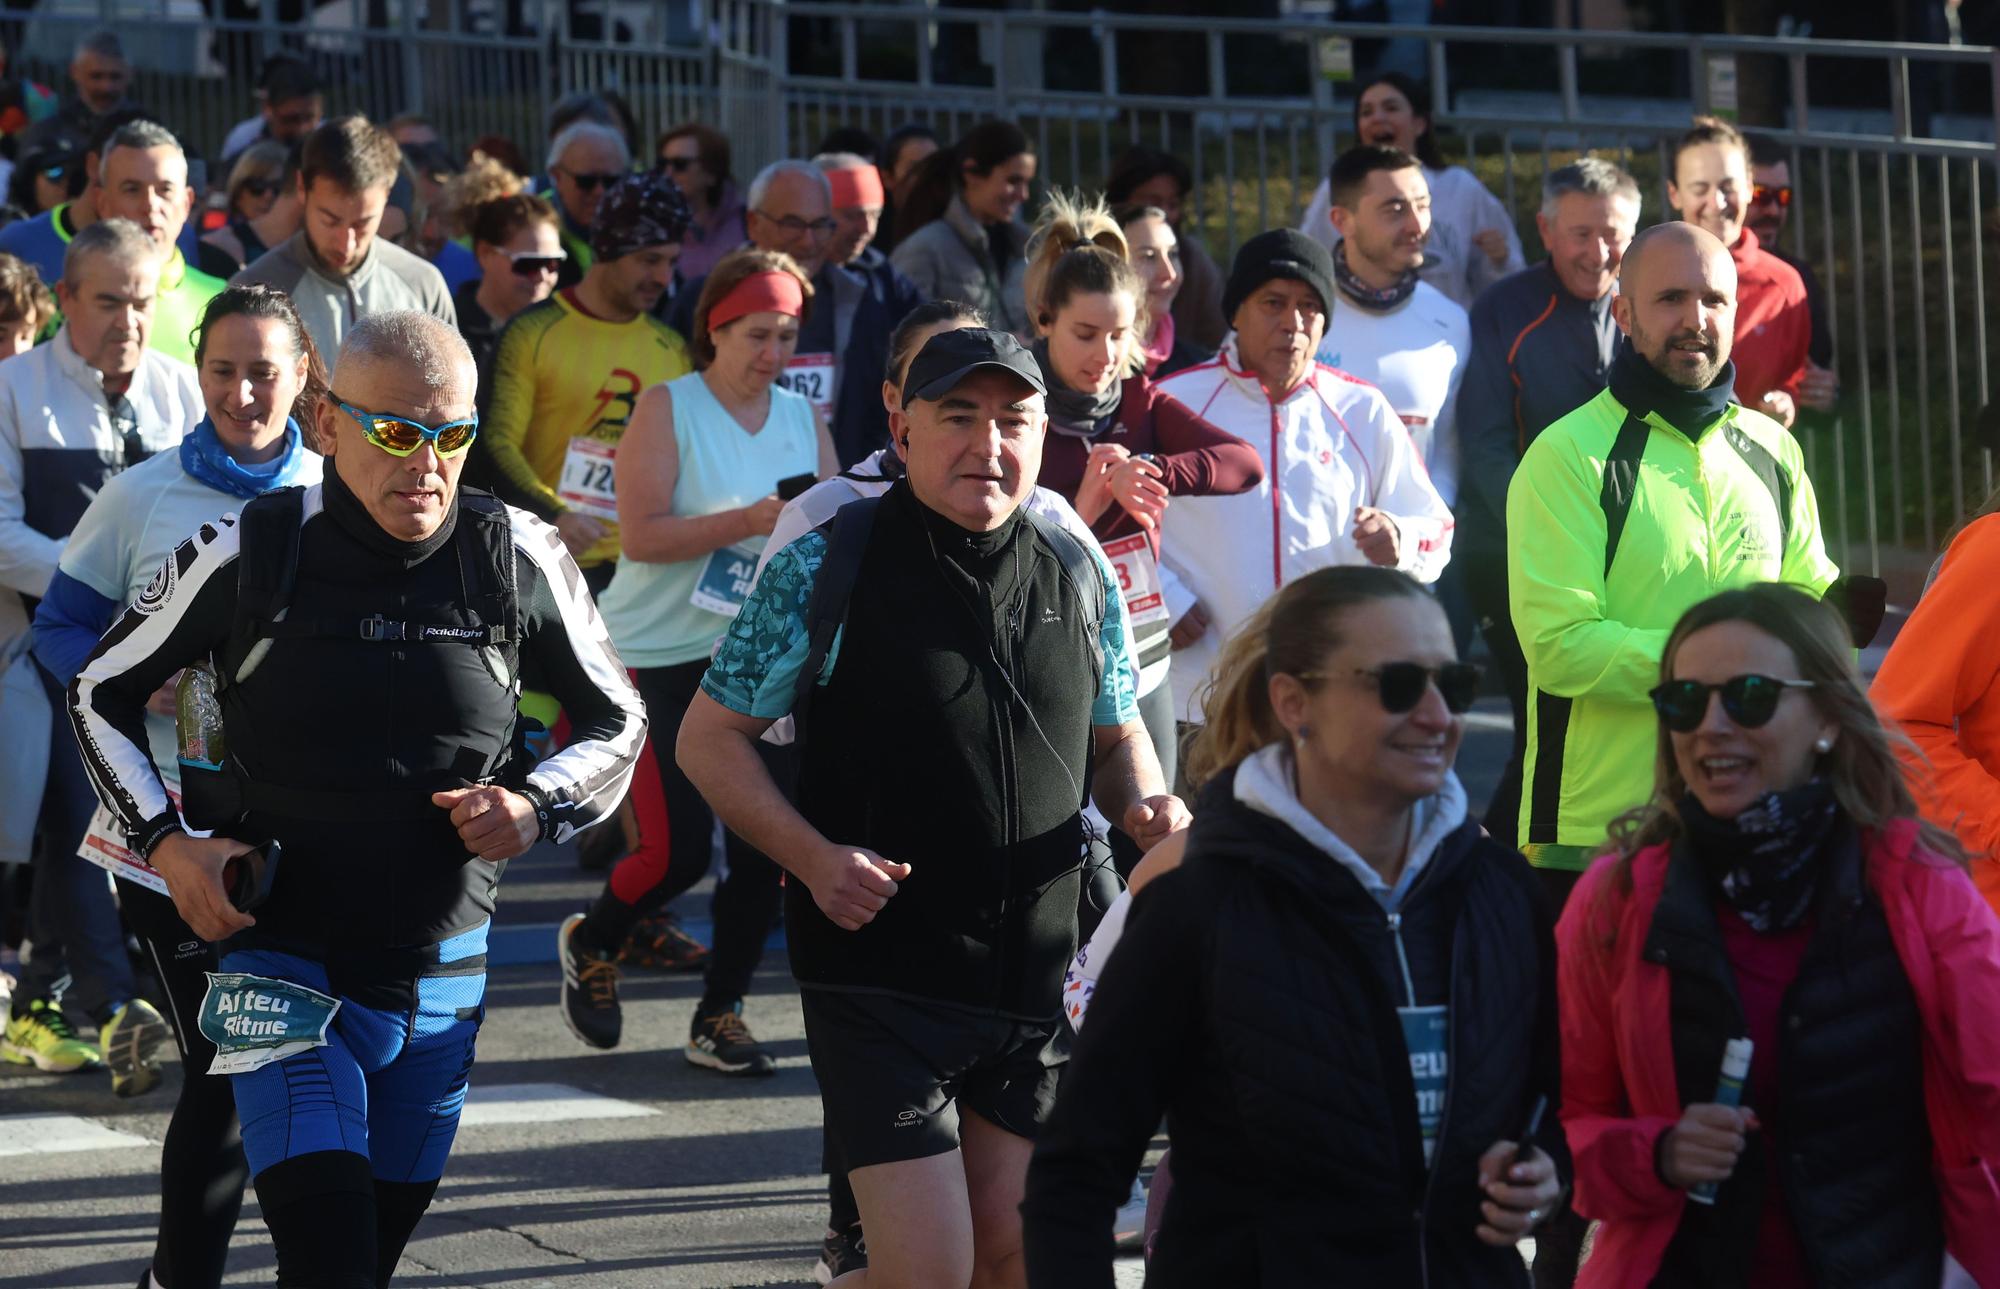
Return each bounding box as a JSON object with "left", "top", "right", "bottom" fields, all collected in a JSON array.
[
  {"left": 680, "top": 327, "right": 1186, "bottom": 1289},
  {"left": 1154, "top": 227, "right": 1453, "bottom": 726}
]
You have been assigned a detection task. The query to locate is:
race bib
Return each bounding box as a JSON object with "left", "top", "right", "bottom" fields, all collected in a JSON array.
[
  {"left": 556, "top": 437, "right": 619, "bottom": 521},
  {"left": 1399, "top": 1004, "right": 1450, "bottom": 1165},
  {"left": 1099, "top": 533, "right": 1171, "bottom": 627},
  {"left": 198, "top": 973, "right": 341, "bottom": 1075},
  {"left": 776, "top": 352, "right": 836, "bottom": 422},
  {"left": 689, "top": 543, "right": 762, "bottom": 616},
  {"left": 78, "top": 788, "right": 207, "bottom": 896}
]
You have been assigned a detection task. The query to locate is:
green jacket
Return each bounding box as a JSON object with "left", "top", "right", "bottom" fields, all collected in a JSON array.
[{"left": 1507, "top": 384, "right": 1839, "bottom": 861}]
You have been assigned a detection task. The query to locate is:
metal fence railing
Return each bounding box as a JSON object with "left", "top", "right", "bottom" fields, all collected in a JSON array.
[{"left": 2, "top": 1, "right": 1991, "bottom": 583}]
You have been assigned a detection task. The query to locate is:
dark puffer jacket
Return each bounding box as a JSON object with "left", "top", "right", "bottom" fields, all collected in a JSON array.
[{"left": 1022, "top": 771, "right": 1567, "bottom": 1288}]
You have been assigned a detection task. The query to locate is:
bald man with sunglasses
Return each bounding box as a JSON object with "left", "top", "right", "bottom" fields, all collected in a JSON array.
[{"left": 67, "top": 311, "right": 645, "bottom": 1288}]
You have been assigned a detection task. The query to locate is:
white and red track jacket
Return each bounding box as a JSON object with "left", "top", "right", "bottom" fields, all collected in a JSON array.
[{"left": 1155, "top": 336, "right": 1454, "bottom": 722}]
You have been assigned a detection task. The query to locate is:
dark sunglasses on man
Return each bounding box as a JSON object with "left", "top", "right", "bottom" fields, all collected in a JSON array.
[
  {"left": 558, "top": 168, "right": 622, "bottom": 192},
  {"left": 1751, "top": 183, "right": 1792, "bottom": 209}
]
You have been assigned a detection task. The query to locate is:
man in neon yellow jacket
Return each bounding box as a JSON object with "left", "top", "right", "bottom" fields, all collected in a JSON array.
[{"left": 1507, "top": 222, "right": 1839, "bottom": 904}]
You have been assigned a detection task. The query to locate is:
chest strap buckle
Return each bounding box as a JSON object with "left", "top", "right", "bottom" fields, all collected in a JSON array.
[{"left": 359, "top": 615, "right": 406, "bottom": 642}]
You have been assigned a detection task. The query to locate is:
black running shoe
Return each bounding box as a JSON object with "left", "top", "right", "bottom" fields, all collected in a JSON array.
[
  {"left": 813, "top": 1222, "right": 867, "bottom": 1284},
  {"left": 558, "top": 913, "right": 622, "bottom": 1049},
  {"left": 685, "top": 1000, "right": 776, "bottom": 1075}
]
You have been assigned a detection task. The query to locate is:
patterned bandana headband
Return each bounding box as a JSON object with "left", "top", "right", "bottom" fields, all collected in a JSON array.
[
  {"left": 827, "top": 165, "right": 885, "bottom": 210},
  {"left": 591, "top": 173, "right": 694, "bottom": 263},
  {"left": 707, "top": 270, "right": 806, "bottom": 331}
]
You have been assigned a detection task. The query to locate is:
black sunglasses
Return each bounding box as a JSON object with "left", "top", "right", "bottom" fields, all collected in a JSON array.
[
  {"left": 1304, "top": 662, "right": 1482, "bottom": 715},
  {"left": 659, "top": 155, "right": 697, "bottom": 172},
  {"left": 561, "top": 168, "right": 623, "bottom": 191},
  {"left": 504, "top": 248, "right": 567, "bottom": 277},
  {"left": 240, "top": 179, "right": 279, "bottom": 198},
  {"left": 1650, "top": 674, "right": 1816, "bottom": 733}
]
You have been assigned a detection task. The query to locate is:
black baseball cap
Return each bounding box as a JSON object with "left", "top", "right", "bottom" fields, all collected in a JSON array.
[{"left": 901, "top": 328, "right": 1047, "bottom": 408}]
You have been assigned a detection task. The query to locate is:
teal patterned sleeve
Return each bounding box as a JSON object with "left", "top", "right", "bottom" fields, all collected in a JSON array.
[
  {"left": 1087, "top": 542, "right": 1141, "bottom": 727},
  {"left": 700, "top": 531, "right": 832, "bottom": 720}
]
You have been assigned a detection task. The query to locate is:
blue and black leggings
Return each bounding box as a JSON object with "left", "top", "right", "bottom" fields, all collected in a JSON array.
[{"left": 221, "top": 923, "right": 488, "bottom": 1289}]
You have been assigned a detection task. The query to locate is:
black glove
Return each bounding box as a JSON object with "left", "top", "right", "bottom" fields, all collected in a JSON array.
[{"left": 1825, "top": 575, "right": 1888, "bottom": 648}]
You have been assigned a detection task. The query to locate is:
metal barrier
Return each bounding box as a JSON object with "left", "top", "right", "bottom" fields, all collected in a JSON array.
[{"left": 5, "top": 1, "right": 1993, "bottom": 580}]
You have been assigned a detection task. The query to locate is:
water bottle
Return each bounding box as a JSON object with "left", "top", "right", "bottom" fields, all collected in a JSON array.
[
  {"left": 175, "top": 661, "right": 240, "bottom": 829},
  {"left": 1688, "top": 1037, "right": 1754, "bottom": 1206},
  {"left": 175, "top": 661, "right": 225, "bottom": 769}
]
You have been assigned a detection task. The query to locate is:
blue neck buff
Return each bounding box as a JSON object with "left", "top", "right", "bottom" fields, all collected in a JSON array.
[{"left": 180, "top": 416, "right": 310, "bottom": 500}]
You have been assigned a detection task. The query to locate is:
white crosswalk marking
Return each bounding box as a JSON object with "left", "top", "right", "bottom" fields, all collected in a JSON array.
[
  {"left": 458, "top": 1082, "right": 658, "bottom": 1127},
  {"left": 0, "top": 1113, "right": 152, "bottom": 1156}
]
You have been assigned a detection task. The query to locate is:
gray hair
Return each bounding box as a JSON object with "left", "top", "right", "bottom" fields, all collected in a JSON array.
[
  {"left": 334, "top": 310, "right": 475, "bottom": 396},
  {"left": 747, "top": 159, "right": 831, "bottom": 212},
  {"left": 99, "top": 119, "right": 184, "bottom": 169},
  {"left": 74, "top": 29, "right": 125, "bottom": 62},
  {"left": 812, "top": 151, "right": 871, "bottom": 175},
  {"left": 63, "top": 217, "right": 158, "bottom": 285},
  {"left": 546, "top": 120, "right": 629, "bottom": 176},
  {"left": 1541, "top": 157, "right": 1641, "bottom": 223}
]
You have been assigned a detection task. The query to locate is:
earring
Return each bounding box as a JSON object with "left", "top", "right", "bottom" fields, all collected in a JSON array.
[
  {"left": 1296, "top": 724, "right": 1313, "bottom": 743},
  {"left": 1814, "top": 736, "right": 1833, "bottom": 754}
]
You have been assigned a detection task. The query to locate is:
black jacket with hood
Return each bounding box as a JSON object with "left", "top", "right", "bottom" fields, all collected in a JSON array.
[{"left": 1022, "top": 763, "right": 1567, "bottom": 1288}]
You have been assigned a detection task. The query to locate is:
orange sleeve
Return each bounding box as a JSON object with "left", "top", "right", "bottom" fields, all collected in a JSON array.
[{"left": 1873, "top": 515, "right": 2000, "bottom": 904}]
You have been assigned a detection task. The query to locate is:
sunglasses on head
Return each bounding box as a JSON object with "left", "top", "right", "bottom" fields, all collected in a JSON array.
[
  {"left": 1751, "top": 184, "right": 1792, "bottom": 208},
  {"left": 504, "top": 247, "right": 567, "bottom": 277},
  {"left": 1303, "top": 662, "right": 1482, "bottom": 715},
  {"left": 1649, "top": 674, "right": 1815, "bottom": 733},
  {"left": 336, "top": 398, "right": 479, "bottom": 459},
  {"left": 561, "top": 169, "right": 622, "bottom": 192}
]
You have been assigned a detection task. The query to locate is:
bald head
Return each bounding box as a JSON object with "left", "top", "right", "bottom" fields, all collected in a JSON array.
[{"left": 1613, "top": 222, "right": 1737, "bottom": 391}]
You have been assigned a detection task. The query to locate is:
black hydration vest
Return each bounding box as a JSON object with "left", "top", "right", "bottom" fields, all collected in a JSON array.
[
  {"left": 192, "top": 485, "right": 531, "bottom": 948},
  {"left": 787, "top": 484, "right": 1109, "bottom": 1018}
]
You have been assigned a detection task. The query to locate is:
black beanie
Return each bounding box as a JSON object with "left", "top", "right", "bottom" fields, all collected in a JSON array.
[{"left": 1221, "top": 228, "right": 1337, "bottom": 326}]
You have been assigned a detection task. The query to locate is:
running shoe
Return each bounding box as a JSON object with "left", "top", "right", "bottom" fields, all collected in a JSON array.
[
  {"left": 558, "top": 913, "right": 622, "bottom": 1050},
  {"left": 813, "top": 1222, "right": 867, "bottom": 1284},
  {"left": 1113, "top": 1175, "right": 1148, "bottom": 1250},
  {"left": 99, "top": 998, "right": 169, "bottom": 1098},
  {"left": 2, "top": 997, "right": 105, "bottom": 1072},
  {"left": 686, "top": 1000, "right": 776, "bottom": 1075},
  {"left": 617, "top": 911, "right": 711, "bottom": 971}
]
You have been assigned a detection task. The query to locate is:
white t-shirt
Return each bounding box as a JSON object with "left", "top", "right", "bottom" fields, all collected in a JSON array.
[{"left": 1315, "top": 280, "right": 1470, "bottom": 505}]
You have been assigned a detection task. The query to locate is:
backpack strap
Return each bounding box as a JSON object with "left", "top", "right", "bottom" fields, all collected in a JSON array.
[
  {"left": 228, "top": 485, "right": 306, "bottom": 686},
  {"left": 787, "top": 494, "right": 883, "bottom": 755},
  {"left": 1598, "top": 411, "right": 1652, "bottom": 578},
  {"left": 1020, "top": 507, "right": 1107, "bottom": 694}
]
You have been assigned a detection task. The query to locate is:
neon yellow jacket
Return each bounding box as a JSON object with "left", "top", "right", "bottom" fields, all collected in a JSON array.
[{"left": 1507, "top": 384, "right": 1839, "bottom": 860}]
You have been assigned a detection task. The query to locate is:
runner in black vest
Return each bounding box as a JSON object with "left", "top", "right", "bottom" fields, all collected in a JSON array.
[
  {"left": 679, "top": 327, "right": 1189, "bottom": 1288},
  {"left": 67, "top": 311, "right": 646, "bottom": 1289}
]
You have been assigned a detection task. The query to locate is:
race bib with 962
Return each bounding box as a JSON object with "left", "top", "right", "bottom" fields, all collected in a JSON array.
[
  {"left": 198, "top": 973, "right": 341, "bottom": 1075},
  {"left": 776, "top": 353, "right": 836, "bottom": 423},
  {"left": 1099, "top": 533, "right": 1171, "bottom": 627},
  {"left": 556, "top": 437, "right": 620, "bottom": 521}
]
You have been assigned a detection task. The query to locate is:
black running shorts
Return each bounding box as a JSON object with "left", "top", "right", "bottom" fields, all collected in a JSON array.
[{"left": 800, "top": 987, "right": 1070, "bottom": 1171}]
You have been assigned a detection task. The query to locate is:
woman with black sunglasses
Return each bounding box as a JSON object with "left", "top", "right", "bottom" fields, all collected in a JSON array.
[
  {"left": 450, "top": 161, "right": 562, "bottom": 413},
  {"left": 197, "top": 141, "right": 300, "bottom": 278},
  {"left": 1557, "top": 582, "right": 2000, "bottom": 1289},
  {"left": 1024, "top": 565, "right": 1565, "bottom": 1287}
]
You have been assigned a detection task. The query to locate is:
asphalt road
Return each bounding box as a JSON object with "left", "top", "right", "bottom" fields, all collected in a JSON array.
[{"left": 1, "top": 711, "right": 1515, "bottom": 1289}]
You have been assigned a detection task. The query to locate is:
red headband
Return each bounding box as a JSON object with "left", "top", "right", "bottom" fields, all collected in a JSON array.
[
  {"left": 828, "top": 165, "right": 885, "bottom": 210},
  {"left": 708, "top": 270, "right": 805, "bottom": 331}
]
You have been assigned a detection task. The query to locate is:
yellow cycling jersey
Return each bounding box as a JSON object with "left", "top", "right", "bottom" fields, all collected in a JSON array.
[{"left": 480, "top": 288, "right": 692, "bottom": 567}]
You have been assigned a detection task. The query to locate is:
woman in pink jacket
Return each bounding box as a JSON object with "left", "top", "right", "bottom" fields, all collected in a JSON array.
[{"left": 1557, "top": 583, "right": 2000, "bottom": 1289}]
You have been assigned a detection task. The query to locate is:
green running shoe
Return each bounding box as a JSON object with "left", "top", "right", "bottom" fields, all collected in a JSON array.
[
  {"left": 2, "top": 998, "right": 105, "bottom": 1073},
  {"left": 99, "top": 998, "right": 169, "bottom": 1097}
]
